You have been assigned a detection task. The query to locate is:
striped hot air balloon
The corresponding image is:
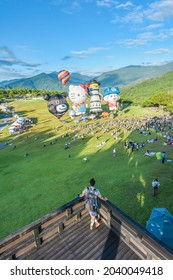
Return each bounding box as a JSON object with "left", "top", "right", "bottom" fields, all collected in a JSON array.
[{"left": 58, "top": 70, "right": 70, "bottom": 85}]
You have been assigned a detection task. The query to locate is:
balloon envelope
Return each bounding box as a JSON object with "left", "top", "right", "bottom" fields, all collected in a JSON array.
[
  {"left": 58, "top": 70, "right": 70, "bottom": 85},
  {"left": 43, "top": 93, "right": 69, "bottom": 119},
  {"left": 104, "top": 87, "right": 120, "bottom": 96}
]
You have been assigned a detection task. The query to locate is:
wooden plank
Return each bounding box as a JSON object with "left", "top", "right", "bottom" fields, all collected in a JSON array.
[
  {"left": 24, "top": 234, "right": 63, "bottom": 260},
  {"left": 41, "top": 212, "right": 66, "bottom": 229},
  {"left": 67, "top": 225, "right": 109, "bottom": 260},
  {"left": 72, "top": 201, "right": 84, "bottom": 211},
  {"left": 114, "top": 242, "right": 131, "bottom": 260},
  {"left": 49, "top": 216, "right": 94, "bottom": 260},
  {"left": 141, "top": 238, "right": 172, "bottom": 260},
  {"left": 121, "top": 247, "right": 135, "bottom": 260},
  {"left": 0, "top": 235, "right": 35, "bottom": 260},
  {"left": 107, "top": 240, "right": 126, "bottom": 260},
  {"left": 0, "top": 231, "right": 34, "bottom": 254},
  {"left": 130, "top": 252, "right": 142, "bottom": 260},
  {"left": 98, "top": 236, "right": 121, "bottom": 260},
  {"left": 111, "top": 214, "right": 138, "bottom": 238},
  {"left": 128, "top": 237, "right": 147, "bottom": 259},
  {"left": 33, "top": 215, "right": 91, "bottom": 260},
  {"left": 16, "top": 242, "right": 36, "bottom": 258},
  {"left": 24, "top": 213, "right": 142, "bottom": 260},
  {"left": 83, "top": 229, "right": 119, "bottom": 260}
]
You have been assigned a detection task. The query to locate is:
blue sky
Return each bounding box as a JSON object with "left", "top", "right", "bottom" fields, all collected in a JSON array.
[{"left": 0, "top": 0, "right": 173, "bottom": 82}]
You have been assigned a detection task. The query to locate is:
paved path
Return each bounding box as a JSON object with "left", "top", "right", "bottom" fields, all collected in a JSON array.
[{"left": 0, "top": 117, "right": 13, "bottom": 148}]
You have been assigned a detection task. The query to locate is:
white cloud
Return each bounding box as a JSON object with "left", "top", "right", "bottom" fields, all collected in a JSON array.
[
  {"left": 0, "top": 67, "right": 41, "bottom": 82},
  {"left": 118, "top": 26, "right": 173, "bottom": 48},
  {"left": 146, "top": 23, "right": 163, "bottom": 30},
  {"left": 116, "top": 1, "right": 133, "bottom": 9},
  {"left": 138, "top": 31, "right": 154, "bottom": 40},
  {"left": 107, "top": 0, "right": 173, "bottom": 25},
  {"left": 145, "top": 0, "right": 173, "bottom": 21},
  {"left": 145, "top": 48, "right": 172, "bottom": 55},
  {"left": 71, "top": 47, "right": 110, "bottom": 55},
  {"left": 96, "top": 0, "right": 118, "bottom": 8},
  {"left": 112, "top": 7, "right": 144, "bottom": 23},
  {"left": 74, "top": 65, "right": 115, "bottom": 76},
  {"left": 118, "top": 38, "right": 147, "bottom": 47},
  {"left": 147, "top": 59, "right": 173, "bottom": 66},
  {"left": 0, "top": 46, "right": 41, "bottom": 67}
]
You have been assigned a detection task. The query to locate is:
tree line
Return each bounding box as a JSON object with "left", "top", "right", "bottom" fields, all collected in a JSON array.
[
  {"left": 0, "top": 88, "right": 59, "bottom": 101},
  {"left": 140, "top": 92, "right": 173, "bottom": 112},
  {"left": 1, "top": 88, "right": 173, "bottom": 113}
]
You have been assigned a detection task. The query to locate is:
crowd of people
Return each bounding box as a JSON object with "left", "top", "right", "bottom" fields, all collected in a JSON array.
[{"left": 9, "top": 113, "right": 173, "bottom": 230}]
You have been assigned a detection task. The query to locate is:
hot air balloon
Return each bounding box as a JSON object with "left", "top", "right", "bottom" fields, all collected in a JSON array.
[
  {"left": 103, "top": 86, "right": 120, "bottom": 111},
  {"left": 43, "top": 93, "right": 69, "bottom": 119},
  {"left": 58, "top": 70, "right": 70, "bottom": 85},
  {"left": 68, "top": 84, "right": 88, "bottom": 116},
  {"left": 88, "top": 80, "right": 103, "bottom": 114}
]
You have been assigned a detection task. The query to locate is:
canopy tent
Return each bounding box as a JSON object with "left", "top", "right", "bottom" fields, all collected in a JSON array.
[{"left": 146, "top": 208, "right": 173, "bottom": 248}]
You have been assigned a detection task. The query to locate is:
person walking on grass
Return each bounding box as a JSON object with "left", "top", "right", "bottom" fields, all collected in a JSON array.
[
  {"left": 80, "top": 178, "right": 107, "bottom": 230},
  {"left": 152, "top": 178, "right": 160, "bottom": 196},
  {"left": 161, "top": 151, "right": 166, "bottom": 163},
  {"left": 113, "top": 147, "right": 116, "bottom": 157}
]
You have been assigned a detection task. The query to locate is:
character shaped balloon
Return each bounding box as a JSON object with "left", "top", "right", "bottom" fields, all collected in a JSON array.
[
  {"left": 88, "top": 80, "right": 102, "bottom": 114},
  {"left": 58, "top": 70, "right": 70, "bottom": 86},
  {"left": 103, "top": 87, "right": 120, "bottom": 111},
  {"left": 43, "top": 93, "right": 69, "bottom": 119},
  {"left": 68, "top": 84, "right": 88, "bottom": 116}
]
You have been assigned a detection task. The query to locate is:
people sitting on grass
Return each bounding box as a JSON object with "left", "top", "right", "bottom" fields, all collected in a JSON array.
[
  {"left": 147, "top": 137, "right": 158, "bottom": 143},
  {"left": 143, "top": 150, "right": 155, "bottom": 156}
]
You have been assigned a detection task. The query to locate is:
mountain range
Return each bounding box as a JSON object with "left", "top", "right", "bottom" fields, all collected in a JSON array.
[{"left": 1, "top": 62, "right": 173, "bottom": 91}]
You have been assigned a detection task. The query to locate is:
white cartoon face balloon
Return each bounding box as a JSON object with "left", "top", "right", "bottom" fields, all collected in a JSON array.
[
  {"left": 104, "top": 94, "right": 120, "bottom": 103},
  {"left": 69, "top": 85, "right": 87, "bottom": 104}
]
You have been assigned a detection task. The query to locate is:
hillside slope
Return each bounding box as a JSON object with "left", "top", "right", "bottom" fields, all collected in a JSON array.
[
  {"left": 1, "top": 62, "right": 173, "bottom": 90},
  {"left": 120, "top": 71, "right": 173, "bottom": 103}
]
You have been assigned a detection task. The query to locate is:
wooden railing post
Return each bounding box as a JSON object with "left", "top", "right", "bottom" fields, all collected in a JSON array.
[
  {"left": 34, "top": 226, "right": 42, "bottom": 248},
  {"left": 75, "top": 212, "right": 81, "bottom": 221},
  {"left": 58, "top": 223, "right": 64, "bottom": 234},
  {"left": 66, "top": 207, "right": 72, "bottom": 217},
  {"left": 107, "top": 209, "right": 111, "bottom": 228}
]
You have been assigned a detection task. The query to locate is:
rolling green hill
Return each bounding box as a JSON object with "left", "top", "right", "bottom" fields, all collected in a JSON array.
[
  {"left": 120, "top": 70, "right": 173, "bottom": 104},
  {"left": 0, "top": 72, "right": 91, "bottom": 91},
  {"left": 97, "top": 63, "right": 173, "bottom": 87},
  {"left": 1, "top": 62, "right": 173, "bottom": 91}
]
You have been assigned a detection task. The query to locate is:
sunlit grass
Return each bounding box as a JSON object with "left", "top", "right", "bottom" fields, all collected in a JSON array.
[{"left": 0, "top": 99, "right": 173, "bottom": 239}]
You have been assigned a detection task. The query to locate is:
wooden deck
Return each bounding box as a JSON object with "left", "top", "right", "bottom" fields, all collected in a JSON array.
[
  {"left": 23, "top": 213, "right": 141, "bottom": 260},
  {"left": 0, "top": 197, "right": 173, "bottom": 260}
]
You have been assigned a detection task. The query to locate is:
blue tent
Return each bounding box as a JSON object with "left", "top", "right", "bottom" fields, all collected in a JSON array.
[{"left": 146, "top": 208, "right": 173, "bottom": 248}]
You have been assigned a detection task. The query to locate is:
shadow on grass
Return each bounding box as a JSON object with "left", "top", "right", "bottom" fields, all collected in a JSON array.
[{"left": 1, "top": 114, "right": 173, "bottom": 239}]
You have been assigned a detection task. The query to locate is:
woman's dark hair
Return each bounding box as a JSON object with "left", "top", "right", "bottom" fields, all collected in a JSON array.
[{"left": 90, "top": 178, "right": 96, "bottom": 186}]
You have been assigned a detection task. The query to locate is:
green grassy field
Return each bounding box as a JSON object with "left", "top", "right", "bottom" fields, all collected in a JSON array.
[{"left": 0, "top": 99, "right": 173, "bottom": 239}]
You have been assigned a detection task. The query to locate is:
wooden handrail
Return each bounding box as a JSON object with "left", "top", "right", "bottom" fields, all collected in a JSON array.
[{"left": 99, "top": 198, "right": 173, "bottom": 260}]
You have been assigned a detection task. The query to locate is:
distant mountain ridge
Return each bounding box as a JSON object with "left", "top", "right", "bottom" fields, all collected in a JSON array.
[{"left": 1, "top": 62, "right": 173, "bottom": 90}]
